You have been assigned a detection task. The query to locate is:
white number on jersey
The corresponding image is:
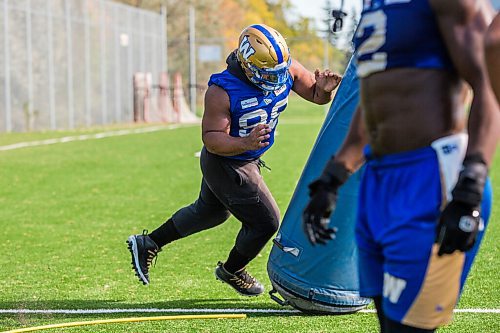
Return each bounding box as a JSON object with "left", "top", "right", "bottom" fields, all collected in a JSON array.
[
  {"left": 238, "top": 98, "right": 288, "bottom": 137},
  {"left": 356, "top": 10, "right": 388, "bottom": 77}
]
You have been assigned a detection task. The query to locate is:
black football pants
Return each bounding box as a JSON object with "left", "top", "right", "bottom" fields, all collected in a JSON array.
[{"left": 170, "top": 147, "right": 280, "bottom": 259}]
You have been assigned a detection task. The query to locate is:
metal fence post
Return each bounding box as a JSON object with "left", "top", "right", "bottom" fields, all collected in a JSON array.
[
  {"left": 99, "top": 0, "right": 107, "bottom": 124},
  {"left": 127, "top": 6, "right": 133, "bottom": 121},
  {"left": 26, "top": 0, "right": 33, "bottom": 131},
  {"left": 189, "top": 5, "right": 196, "bottom": 115},
  {"left": 152, "top": 18, "right": 158, "bottom": 112},
  {"left": 84, "top": 0, "right": 92, "bottom": 126},
  {"left": 3, "top": 0, "right": 12, "bottom": 132},
  {"left": 47, "top": 0, "right": 56, "bottom": 130},
  {"left": 140, "top": 14, "right": 145, "bottom": 73},
  {"left": 160, "top": 5, "right": 167, "bottom": 73},
  {"left": 114, "top": 4, "right": 121, "bottom": 122},
  {"left": 65, "top": 0, "right": 75, "bottom": 129}
]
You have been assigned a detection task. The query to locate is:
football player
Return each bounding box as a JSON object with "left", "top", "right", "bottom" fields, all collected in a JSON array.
[
  {"left": 127, "top": 24, "right": 342, "bottom": 296},
  {"left": 303, "top": 0, "right": 499, "bottom": 332}
]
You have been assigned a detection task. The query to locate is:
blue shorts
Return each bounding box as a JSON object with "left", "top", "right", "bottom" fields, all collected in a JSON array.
[{"left": 355, "top": 134, "right": 492, "bottom": 329}]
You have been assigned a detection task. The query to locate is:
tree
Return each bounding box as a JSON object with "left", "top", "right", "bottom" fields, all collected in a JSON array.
[{"left": 114, "top": 0, "right": 346, "bottom": 106}]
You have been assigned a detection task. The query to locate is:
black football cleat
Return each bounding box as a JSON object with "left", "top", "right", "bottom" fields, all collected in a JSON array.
[
  {"left": 214, "top": 261, "right": 264, "bottom": 297},
  {"left": 126, "top": 230, "right": 161, "bottom": 285}
]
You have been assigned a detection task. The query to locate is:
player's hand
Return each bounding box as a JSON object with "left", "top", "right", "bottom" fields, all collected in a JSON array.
[
  {"left": 302, "top": 180, "right": 338, "bottom": 245},
  {"left": 314, "top": 69, "right": 342, "bottom": 93},
  {"left": 436, "top": 201, "right": 480, "bottom": 256},
  {"left": 435, "top": 155, "right": 487, "bottom": 256},
  {"left": 244, "top": 124, "right": 271, "bottom": 150},
  {"left": 302, "top": 157, "right": 351, "bottom": 246}
]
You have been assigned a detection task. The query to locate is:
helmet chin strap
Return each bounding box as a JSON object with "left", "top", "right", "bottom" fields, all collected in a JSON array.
[{"left": 241, "top": 66, "right": 254, "bottom": 82}]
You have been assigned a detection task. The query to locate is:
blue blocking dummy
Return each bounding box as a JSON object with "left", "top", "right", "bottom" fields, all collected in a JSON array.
[{"left": 267, "top": 58, "right": 371, "bottom": 313}]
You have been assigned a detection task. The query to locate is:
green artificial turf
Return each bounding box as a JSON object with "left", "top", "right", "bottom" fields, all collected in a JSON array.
[{"left": 0, "top": 97, "right": 498, "bottom": 332}]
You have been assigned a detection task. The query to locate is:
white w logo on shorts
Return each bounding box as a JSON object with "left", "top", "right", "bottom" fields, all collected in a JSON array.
[{"left": 383, "top": 272, "right": 407, "bottom": 304}]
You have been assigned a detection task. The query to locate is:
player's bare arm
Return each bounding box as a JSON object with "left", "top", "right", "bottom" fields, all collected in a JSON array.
[
  {"left": 430, "top": 0, "right": 500, "bottom": 166},
  {"left": 333, "top": 106, "right": 369, "bottom": 173},
  {"left": 202, "top": 84, "right": 271, "bottom": 156},
  {"left": 485, "top": 13, "right": 500, "bottom": 103},
  {"left": 289, "top": 59, "right": 342, "bottom": 105},
  {"left": 430, "top": 0, "right": 500, "bottom": 256}
]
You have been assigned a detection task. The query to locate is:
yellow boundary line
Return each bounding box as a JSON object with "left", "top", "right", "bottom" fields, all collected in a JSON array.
[{"left": 1, "top": 314, "right": 246, "bottom": 333}]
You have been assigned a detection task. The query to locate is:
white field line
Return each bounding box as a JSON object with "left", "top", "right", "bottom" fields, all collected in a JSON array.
[
  {"left": 0, "top": 308, "right": 498, "bottom": 315},
  {"left": 0, "top": 124, "right": 197, "bottom": 152}
]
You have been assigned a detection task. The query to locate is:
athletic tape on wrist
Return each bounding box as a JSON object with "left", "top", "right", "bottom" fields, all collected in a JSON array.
[
  {"left": 452, "top": 155, "right": 488, "bottom": 206},
  {"left": 318, "top": 156, "right": 352, "bottom": 189}
]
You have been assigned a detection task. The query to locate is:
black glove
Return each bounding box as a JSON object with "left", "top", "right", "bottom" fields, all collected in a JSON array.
[
  {"left": 436, "top": 155, "right": 488, "bottom": 256},
  {"left": 303, "top": 180, "right": 338, "bottom": 245},
  {"left": 303, "top": 157, "right": 351, "bottom": 246}
]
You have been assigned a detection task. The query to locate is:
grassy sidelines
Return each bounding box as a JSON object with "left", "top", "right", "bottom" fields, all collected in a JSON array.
[{"left": 0, "top": 96, "right": 498, "bottom": 333}]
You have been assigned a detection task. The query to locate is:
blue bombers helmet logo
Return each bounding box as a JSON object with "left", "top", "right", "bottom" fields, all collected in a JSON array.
[{"left": 239, "top": 36, "right": 256, "bottom": 60}]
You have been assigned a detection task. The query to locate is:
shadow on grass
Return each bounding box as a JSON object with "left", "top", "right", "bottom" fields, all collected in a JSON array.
[{"left": 0, "top": 298, "right": 311, "bottom": 319}]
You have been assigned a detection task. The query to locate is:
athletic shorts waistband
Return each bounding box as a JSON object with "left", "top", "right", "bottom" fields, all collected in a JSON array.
[{"left": 363, "top": 145, "right": 436, "bottom": 168}]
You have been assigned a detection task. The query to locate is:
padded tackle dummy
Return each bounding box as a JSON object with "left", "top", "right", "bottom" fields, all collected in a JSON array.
[{"left": 267, "top": 58, "right": 371, "bottom": 313}]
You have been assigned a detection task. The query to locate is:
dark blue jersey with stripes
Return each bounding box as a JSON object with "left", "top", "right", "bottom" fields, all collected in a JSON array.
[
  {"left": 353, "top": 0, "right": 454, "bottom": 78},
  {"left": 208, "top": 69, "right": 293, "bottom": 161}
]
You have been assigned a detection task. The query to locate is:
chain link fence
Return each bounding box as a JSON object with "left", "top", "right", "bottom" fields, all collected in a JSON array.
[{"left": 0, "top": 0, "right": 166, "bottom": 132}]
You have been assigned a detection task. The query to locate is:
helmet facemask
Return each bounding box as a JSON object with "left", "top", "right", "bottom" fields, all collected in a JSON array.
[{"left": 243, "top": 58, "right": 291, "bottom": 92}]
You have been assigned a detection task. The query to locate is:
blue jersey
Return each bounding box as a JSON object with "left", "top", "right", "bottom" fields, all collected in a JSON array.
[
  {"left": 353, "top": 0, "right": 454, "bottom": 78},
  {"left": 208, "top": 70, "right": 293, "bottom": 160}
]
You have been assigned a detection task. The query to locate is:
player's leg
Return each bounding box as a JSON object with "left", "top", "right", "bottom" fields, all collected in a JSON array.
[
  {"left": 375, "top": 293, "right": 435, "bottom": 332},
  {"left": 377, "top": 146, "right": 447, "bottom": 332},
  {"left": 161, "top": 179, "right": 232, "bottom": 240},
  {"left": 358, "top": 251, "right": 384, "bottom": 332},
  {"left": 214, "top": 182, "right": 279, "bottom": 296},
  {"left": 384, "top": 314, "right": 435, "bottom": 333},
  {"left": 229, "top": 174, "right": 280, "bottom": 266},
  {"left": 355, "top": 161, "right": 385, "bottom": 332},
  {"left": 127, "top": 178, "right": 230, "bottom": 285},
  {"left": 372, "top": 297, "right": 386, "bottom": 333},
  {"left": 127, "top": 148, "right": 232, "bottom": 285},
  {"left": 208, "top": 155, "right": 280, "bottom": 296},
  {"left": 371, "top": 271, "right": 436, "bottom": 333}
]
